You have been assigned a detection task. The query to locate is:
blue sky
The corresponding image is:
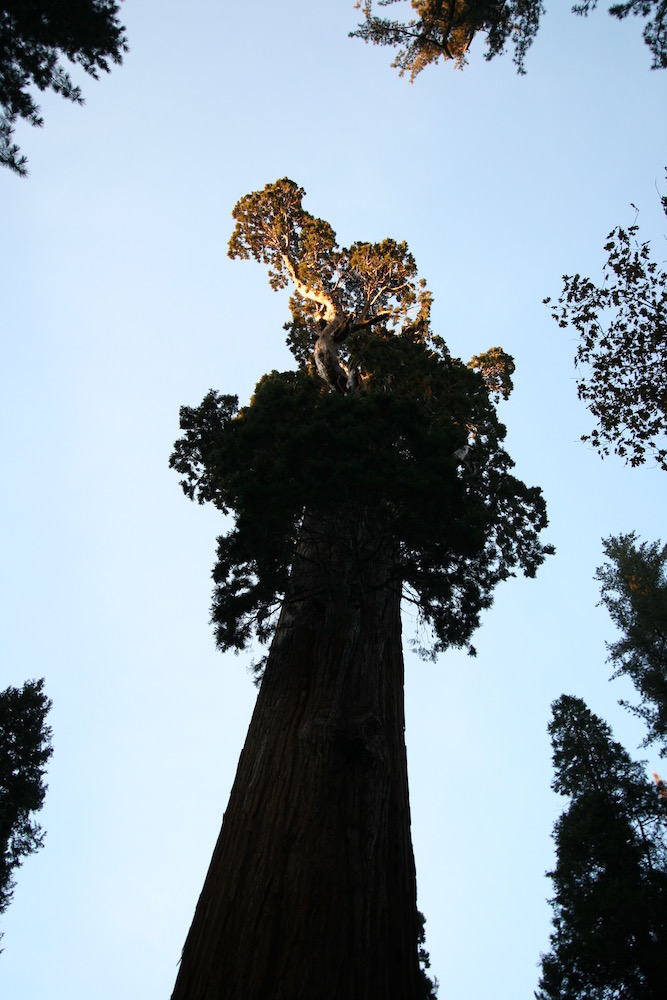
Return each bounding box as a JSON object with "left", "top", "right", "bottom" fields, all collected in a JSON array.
[{"left": 1, "top": 3, "right": 666, "bottom": 997}]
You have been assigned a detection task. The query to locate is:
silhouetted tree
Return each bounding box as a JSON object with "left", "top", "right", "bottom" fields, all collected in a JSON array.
[
  {"left": 0, "top": 1, "right": 128, "bottom": 175},
  {"left": 0, "top": 678, "right": 53, "bottom": 933},
  {"left": 417, "top": 909, "right": 439, "bottom": 998},
  {"left": 596, "top": 533, "right": 667, "bottom": 756},
  {"left": 546, "top": 182, "right": 667, "bottom": 470},
  {"left": 169, "top": 178, "right": 552, "bottom": 999},
  {"left": 352, "top": 1, "right": 667, "bottom": 78},
  {"left": 537, "top": 695, "right": 667, "bottom": 999}
]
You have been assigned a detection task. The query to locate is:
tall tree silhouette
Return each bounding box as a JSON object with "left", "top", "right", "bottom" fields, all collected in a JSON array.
[
  {"left": 538, "top": 695, "right": 667, "bottom": 999},
  {"left": 538, "top": 535, "right": 667, "bottom": 998},
  {"left": 169, "top": 178, "right": 552, "bottom": 1000},
  {"left": 597, "top": 533, "right": 667, "bottom": 752}
]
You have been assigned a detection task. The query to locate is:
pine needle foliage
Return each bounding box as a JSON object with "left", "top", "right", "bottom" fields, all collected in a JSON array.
[
  {"left": 538, "top": 695, "right": 667, "bottom": 1000},
  {"left": 596, "top": 533, "right": 667, "bottom": 757},
  {"left": 0, "top": 678, "right": 53, "bottom": 926},
  {"left": 0, "top": 1, "right": 128, "bottom": 175}
]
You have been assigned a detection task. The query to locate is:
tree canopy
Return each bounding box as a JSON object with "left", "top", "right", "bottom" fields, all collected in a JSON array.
[
  {"left": 0, "top": 1, "right": 128, "bottom": 175},
  {"left": 352, "top": 1, "right": 667, "bottom": 78},
  {"left": 0, "top": 678, "right": 53, "bottom": 926},
  {"left": 537, "top": 694, "right": 667, "bottom": 999},
  {"left": 547, "top": 184, "right": 667, "bottom": 471},
  {"left": 171, "top": 178, "right": 553, "bottom": 664}
]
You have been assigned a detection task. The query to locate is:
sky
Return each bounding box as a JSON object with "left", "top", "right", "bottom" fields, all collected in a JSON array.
[{"left": 1, "top": 2, "right": 666, "bottom": 997}]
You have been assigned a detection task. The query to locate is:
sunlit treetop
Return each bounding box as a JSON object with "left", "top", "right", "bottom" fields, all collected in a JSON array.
[
  {"left": 228, "top": 177, "right": 431, "bottom": 380},
  {"left": 171, "top": 179, "right": 553, "bottom": 663},
  {"left": 351, "top": 1, "right": 667, "bottom": 79}
]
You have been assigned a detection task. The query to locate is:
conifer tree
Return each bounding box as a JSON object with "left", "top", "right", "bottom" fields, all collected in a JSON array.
[
  {"left": 0, "top": 678, "right": 53, "bottom": 932},
  {"left": 169, "top": 179, "right": 552, "bottom": 1000},
  {"left": 596, "top": 533, "right": 667, "bottom": 754},
  {"left": 537, "top": 696, "right": 667, "bottom": 1000},
  {"left": 539, "top": 534, "right": 667, "bottom": 998}
]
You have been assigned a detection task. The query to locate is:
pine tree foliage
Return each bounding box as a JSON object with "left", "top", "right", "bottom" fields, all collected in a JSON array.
[
  {"left": 575, "top": 1, "right": 667, "bottom": 69},
  {"left": 596, "top": 533, "right": 667, "bottom": 756},
  {"left": 539, "top": 538, "right": 667, "bottom": 999},
  {"left": 351, "top": 1, "right": 667, "bottom": 78},
  {"left": 0, "top": 678, "right": 53, "bottom": 922},
  {"left": 546, "top": 184, "right": 667, "bottom": 470},
  {"left": 170, "top": 178, "right": 553, "bottom": 662},
  {"left": 352, "top": 0, "right": 544, "bottom": 76},
  {"left": 537, "top": 695, "right": 667, "bottom": 1000},
  {"left": 417, "top": 909, "right": 439, "bottom": 998},
  {"left": 0, "top": 1, "right": 128, "bottom": 175}
]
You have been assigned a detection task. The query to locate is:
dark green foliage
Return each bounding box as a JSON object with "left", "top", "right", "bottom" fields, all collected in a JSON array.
[
  {"left": 537, "top": 695, "right": 667, "bottom": 1000},
  {"left": 539, "top": 539, "right": 667, "bottom": 999},
  {"left": 171, "top": 323, "right": 551, "bottom": 661},
  {"left": 546, "top": 183, "right": 667, "bottom": 470},
  {"left": 171, "top": 178, "right": 552, "bottom": 663},
  {"left": 417, "top": 909, "right": 439, "bottom": 998},
  {"left": 0, "top": 678, "right": 53, "bottom": 923},
  {"left": 596, "top": 533, "right": 667, "bottom": 756},
  {"left": 0, "top": 1, "right": 128, "bottom": 175},
  {"left": 352, "top": 1, "right": 667, "bottom": 78}
]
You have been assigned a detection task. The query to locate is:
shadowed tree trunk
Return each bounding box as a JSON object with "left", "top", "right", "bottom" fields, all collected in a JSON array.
[{"left": 171, "top": 512, "right": 422, "bottom": 999}]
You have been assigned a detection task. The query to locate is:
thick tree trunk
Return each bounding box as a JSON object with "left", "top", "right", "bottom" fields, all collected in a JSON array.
[{"left": 171, "top": 514, "right": 421, "bottom": 1000}]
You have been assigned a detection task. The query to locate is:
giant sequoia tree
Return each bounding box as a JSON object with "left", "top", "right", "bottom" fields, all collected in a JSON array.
[{"left": 169, "top": 178, "right": 552, "bottom": 1000}]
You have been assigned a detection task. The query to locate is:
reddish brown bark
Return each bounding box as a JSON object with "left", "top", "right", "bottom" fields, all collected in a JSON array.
[{"left": 171, "top": 516, "right": 421, "bottom": 999}]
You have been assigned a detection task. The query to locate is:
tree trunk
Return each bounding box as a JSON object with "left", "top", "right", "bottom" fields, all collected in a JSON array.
[{"left": 171, "top": 513, "right": 422, "bottom": 999}]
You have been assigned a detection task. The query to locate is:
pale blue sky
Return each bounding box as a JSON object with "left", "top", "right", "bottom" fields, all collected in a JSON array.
[{"left": 1, "top": 3, "right": 666, "bottom": 998}]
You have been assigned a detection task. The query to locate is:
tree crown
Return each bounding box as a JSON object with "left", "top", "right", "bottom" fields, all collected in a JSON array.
[{"left": 171, "top": 180, "right": 553, "bottom": 662}]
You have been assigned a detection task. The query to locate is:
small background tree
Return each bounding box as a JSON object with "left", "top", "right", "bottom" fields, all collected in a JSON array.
[
  {"left": 538, "top": 535, "right": 667, "bottom": 998},
  {"left": 0, "top": 678, "right": 53, "bottom": 935}
]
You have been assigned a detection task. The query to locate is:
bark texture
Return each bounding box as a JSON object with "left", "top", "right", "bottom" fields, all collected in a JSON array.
[{"left": 171, "top": 514, "right": 421, "bottom": 999}]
